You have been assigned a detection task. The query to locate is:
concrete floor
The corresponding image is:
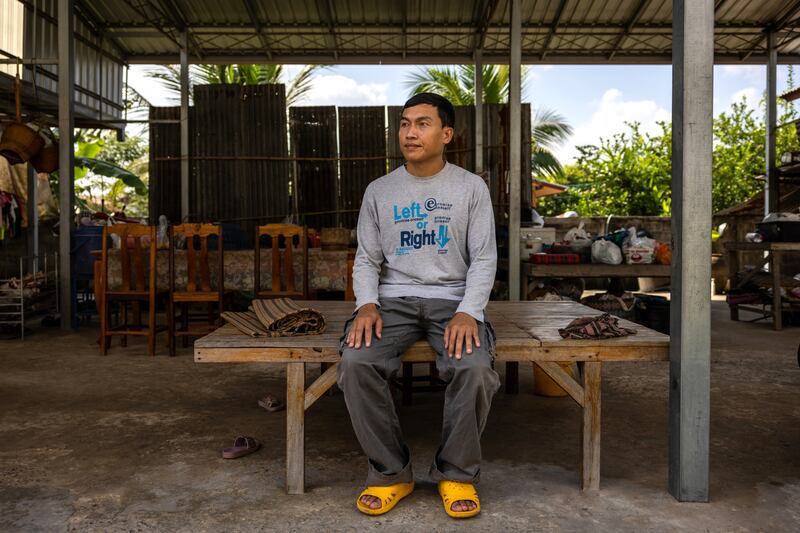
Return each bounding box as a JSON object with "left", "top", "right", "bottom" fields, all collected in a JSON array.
[{"left": 1, "top": 300, "right": 798, "bottom": 532}]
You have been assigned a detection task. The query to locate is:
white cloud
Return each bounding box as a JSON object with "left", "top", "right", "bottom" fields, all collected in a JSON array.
[
  {"left": 719, "top": 64, "right": 764, "bottom": 80},
  {"left": 730, "top": 86, "right": 759, "bottom": 109},
  {"left": 555, "top": 88, "right": 671, "bottom": 165},
  {"left": 302, "top": 75, "right": 389, "bottom": 106}
]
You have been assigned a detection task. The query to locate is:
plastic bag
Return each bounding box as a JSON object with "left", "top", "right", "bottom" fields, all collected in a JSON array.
[
  {"left": 565, "top": 221, "right": 590, "bottom": 242},
  {"left": 622, "top": 227, "right": 656, "bottom": 264},
  {"left": 654, "top": 243, "right": 671, "bottom": 265},
  {"left": 591, "top": 239, "right": 623, "bottom": 265},
  {"left": 157, "top": 215, "right": 170, "bottom": 249}
]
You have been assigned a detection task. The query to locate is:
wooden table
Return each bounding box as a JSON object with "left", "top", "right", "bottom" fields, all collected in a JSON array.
[
  {"left": 725, "top": 241, "right": 800, "bottom": 330},
  {"left": 521, "top": 261, "right": 672, "bottom": 300},
  {"left": 194, "top": 300, "right": 669, "bottom": 494}
]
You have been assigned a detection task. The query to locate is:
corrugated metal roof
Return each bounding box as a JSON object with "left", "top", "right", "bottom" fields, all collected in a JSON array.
[{"left": 79, "top": 0, "right": 800, "bottom": 64}]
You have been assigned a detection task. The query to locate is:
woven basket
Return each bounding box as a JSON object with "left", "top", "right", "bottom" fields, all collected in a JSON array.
[
  {"left": 30, "top": 142, "right": 59, "bottom": 173},
  {"left": 0, "top": 122, "right": 44, "bottom": 164}
]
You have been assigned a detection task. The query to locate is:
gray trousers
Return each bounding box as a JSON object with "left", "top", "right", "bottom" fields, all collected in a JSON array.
[{"left": 337, "top": 296, "right": 501, "bottom": 487}]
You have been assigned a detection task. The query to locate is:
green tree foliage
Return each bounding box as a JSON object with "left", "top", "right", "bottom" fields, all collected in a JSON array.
[
  {"left": 404, "top": 65, "right": 572, "bottom": 178},
  {"left": 538, "top": 88, "right": 800, "bottom": 216},
  {"left": 146, "top": 64, "right": 324, "bottom": 106}
]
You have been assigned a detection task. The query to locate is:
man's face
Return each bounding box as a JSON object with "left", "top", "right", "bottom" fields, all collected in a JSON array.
[{"left": 398, "top": 104, "right": 454, "bottom": 164}]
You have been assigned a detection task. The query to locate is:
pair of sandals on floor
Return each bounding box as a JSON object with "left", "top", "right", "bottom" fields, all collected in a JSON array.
[{"left": 357, "top": 480, "right": 480, "bottom": 519}]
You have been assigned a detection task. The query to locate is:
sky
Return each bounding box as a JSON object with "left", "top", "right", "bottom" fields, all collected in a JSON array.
[{"left": 128, "top": 62, "right": 793, "bottom": 165}]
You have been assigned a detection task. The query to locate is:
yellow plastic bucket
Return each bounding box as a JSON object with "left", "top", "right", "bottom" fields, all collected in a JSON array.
[{"left": 533, "top": 362, "right": 576, "bottom": 397}]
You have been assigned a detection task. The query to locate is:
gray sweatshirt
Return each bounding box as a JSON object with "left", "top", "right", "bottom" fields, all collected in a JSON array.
[{"left": 353, "top": 162, "right": 497, "bottom": 322}]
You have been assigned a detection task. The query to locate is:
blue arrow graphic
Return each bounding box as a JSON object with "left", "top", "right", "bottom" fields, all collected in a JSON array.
[{"left": 437, "top": 225, "right": 450, "bottom": 248}]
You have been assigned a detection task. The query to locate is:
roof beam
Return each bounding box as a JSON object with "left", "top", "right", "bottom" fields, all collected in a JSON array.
[
  {"left": 156, "top": 0, "right": 203, "bottom": 58},
  {"left": 123, "top": 51, "right": 800, "bottom": 66},
  {"left": 773, "top": 0, "right": 800, "bottom": 31},
  {"left": 242, "top": 0, "right": 273, "bottom": 60},
  {"left": 739, "top": 0, "right": 800, "bottom": 62},
  {"left": 475, "top": 0, "right": 502, "bottom": 51},
  {"left": 540, "top": 0, "right": 568, "bottom": 60},
  {"left": 608, "top": 0, "right": 650, "bottom": 60},
  {"left": 316, "top": 0, "right": 339, "bottom": 60}
]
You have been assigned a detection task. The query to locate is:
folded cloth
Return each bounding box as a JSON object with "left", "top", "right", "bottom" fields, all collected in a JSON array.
[
  {"left": 222, "top": 298, "right": 326, "bottom": 337},
  {"left": 221, "top": 311, "right": 270, "bottom": 337},
  {"left": 558, "top": 313, "right": 637, "bottom": 340}
]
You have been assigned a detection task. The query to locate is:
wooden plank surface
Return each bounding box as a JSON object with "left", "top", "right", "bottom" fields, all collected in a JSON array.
[
  {"left": 724, "top": 241, "right": 800, "bottom": 252},
  {"left": 523, "top": 263, "right": 672, "bottom": 278},
  {"left": 195, "top": 300, "right": 669, "bottom": 363}
]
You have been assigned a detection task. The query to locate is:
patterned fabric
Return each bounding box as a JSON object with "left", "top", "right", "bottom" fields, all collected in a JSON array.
[
  {"left": 222, "top": 298, "right": 326, "bottom": 337},
  {"left": 103, "top": 249, "right": 350, "bottom": 292},
  {"left": 558, "top": 313, "right": 637, "bottom": 339}
]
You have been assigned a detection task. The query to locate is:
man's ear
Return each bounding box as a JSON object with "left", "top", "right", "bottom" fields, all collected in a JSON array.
[{"left": 442, "top": 126, "right": 454, "bottom": 145}]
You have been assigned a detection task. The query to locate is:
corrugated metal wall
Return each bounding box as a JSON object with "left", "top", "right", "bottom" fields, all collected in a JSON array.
[
  {"left": 193, "top": 84, "right": 290, "bottom": 236},
  {"left": 338, "top": 106, "right": 387, "bottom": 229},
  {"left": 289, "top": 106, "right": 338, "bottom": 230},
  {"left": 150, "top": 93, "right": 533, "bottom": 234},
  {"left": 1, "top": 0, "right": 125, "bottom": 120},
  {"left": 148, "top": 106, "right": 183, "bottom": 224}
]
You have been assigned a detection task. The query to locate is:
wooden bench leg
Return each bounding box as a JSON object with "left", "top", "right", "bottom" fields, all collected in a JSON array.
[
  {"left": 581, "top": 361, "right": 601, "bottom": 491},
  {"left": 286, "top": 362, "right": 305, "bottom": 494},
  {"left": 505, "top": 362, "right": 519, "bottom": 394}
]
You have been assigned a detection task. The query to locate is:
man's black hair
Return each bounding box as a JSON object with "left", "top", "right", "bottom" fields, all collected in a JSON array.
[{"left": 402, "top": 92, "right": 455, "bottom": 129}]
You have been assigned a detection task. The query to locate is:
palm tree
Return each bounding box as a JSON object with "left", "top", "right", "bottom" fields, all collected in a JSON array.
[
  {"left": 404, "top": 64, "right": 527, "bottom": 105},
  {"left": 404, "top": 65, "right": 572, "bottom": 177},
  {"left": 146, "top": 64, "right": 324, "bottom": 107}
]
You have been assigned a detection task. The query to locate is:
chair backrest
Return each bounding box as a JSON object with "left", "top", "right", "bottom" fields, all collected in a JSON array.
[
  {"left": 170, "top": 223, "right": 224, "bottom": 297},
  {"left": 254, "top": 223, "right": 308, "bottom": 299},
  {"left": 101, "top": 224, "right": 157, "bottom": 294}
]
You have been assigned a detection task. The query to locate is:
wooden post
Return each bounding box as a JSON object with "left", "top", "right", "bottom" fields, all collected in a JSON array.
[
  {"left": 669, "top": 0, "right": 712, "bottom": 503},
  {"left": 286, "top": 362, "right": 306, "bottom": 494},
  {"left": 581, "top": 362, "right": 601, "bottom": 491}
]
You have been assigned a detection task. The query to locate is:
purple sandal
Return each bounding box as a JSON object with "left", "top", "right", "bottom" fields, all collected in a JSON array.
[
  {"left": 222, "top": 436, "right": 261, "bottom": 459},
  {"left": 258, "top": 394, "right": 285, "bottom": 413}
]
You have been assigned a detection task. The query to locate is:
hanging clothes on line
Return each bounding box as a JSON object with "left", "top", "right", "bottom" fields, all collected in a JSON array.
[{"left": 0, "top": 191, "right": 21, "bottom": 240}]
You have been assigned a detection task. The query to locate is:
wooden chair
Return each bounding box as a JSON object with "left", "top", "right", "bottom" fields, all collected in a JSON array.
[
  {"left": 99, "top": 224, "right": 167, "bottom": 356},
  {"left": 168, "top": 223, "right": 230, "bottom": 356},
  {"left": 254, "top": 224, "right": 309, "bottom": 299}
]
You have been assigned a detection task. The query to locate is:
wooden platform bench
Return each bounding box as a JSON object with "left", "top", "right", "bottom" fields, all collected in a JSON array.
[{"left": 195, "top": 300, "right": 669, "bottom": 494}]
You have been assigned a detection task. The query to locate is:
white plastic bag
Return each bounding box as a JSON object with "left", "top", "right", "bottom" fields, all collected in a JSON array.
[
  {"left": 591, "top": 239, "right": 623, "bottom": 265},
  {"left": 622, "top": 227, "right": 656, "bottom": 264},
  {"left": 565, "top": 221, "right": 590, "bottom": 242}
]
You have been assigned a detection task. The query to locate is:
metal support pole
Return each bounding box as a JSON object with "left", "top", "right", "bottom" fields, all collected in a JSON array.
[
  {"left": 26, "top": 163, "right": 38, "bottom": 273},
  {"left": 765, "top": 31, "right": 778, "bottom": 216},
  {"left": 669, "top": 0, "right": 712, "bottom": 503},
  {"left": 508, "top": 0, "right": 522, "bottom": 301},
  {"left": 180, "top": 31, "right": 190, "bottom": 221},
  {"left": 58, "top": 0, "right": 75, "bottom": 330},
  {"left": 474, "top": 49, "right": 484, "bottom": 174}
]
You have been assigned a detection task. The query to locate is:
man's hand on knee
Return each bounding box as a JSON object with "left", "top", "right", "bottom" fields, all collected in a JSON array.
[
  {"left": 444, "top": 312, "right": 480, "bottom": 359},
  {"left": 347, "top": 303, "right": 383, "bottom": 349}
]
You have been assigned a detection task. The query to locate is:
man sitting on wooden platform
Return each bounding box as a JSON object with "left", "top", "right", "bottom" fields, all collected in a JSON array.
[{"left": 337, "top": 93, "right": 500, "bottom": 519}]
